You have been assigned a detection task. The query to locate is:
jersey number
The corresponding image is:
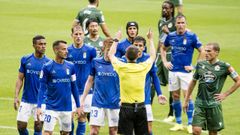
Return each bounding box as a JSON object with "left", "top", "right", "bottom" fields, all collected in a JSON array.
[
  {"left": 82, "top": 18, "right": 89, "bottom": 35},
  {"left": 44, "top": 114, "right": 51, "bottom": 123},
  {"left": 91, "top": 110, "right": 98, "bottom": 118}
]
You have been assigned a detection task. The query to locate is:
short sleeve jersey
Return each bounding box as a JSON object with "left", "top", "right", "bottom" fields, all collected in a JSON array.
[
  {"left": 19, "top": 54, "right": 50, "bottom": 104},
  {"left": 75, "top": 5, "right": 105, "bottom": 35},
  {"left": 193, "top": 60, "right": 235, "bottom": 108},
  {"left": 122, "top": 53, "right": 158, "bottom": 104},
  {"left": 66, "top": 44, "right": 97, "bottom": 94},
  {"left": 164, "top": 31, "right": 202, "bottom": 72},
  {"left": 90, "top": 57, "right": 120, "bottom": 109},
  {"left": 84, "top": 36, "right": 104, "bottom": 57},
  {"left": 39, "top": 60, "right": 76, "bottom": 111},
  {"left": 115, "top": 38, "right": 132, "bottom": 58},
  {"left": 111, "top": 57, "right": 152, "bottom": 103}
]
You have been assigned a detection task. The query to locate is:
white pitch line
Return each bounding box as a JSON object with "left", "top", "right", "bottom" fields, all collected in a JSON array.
[
  {"left": 0, "top": 97, "right": 13, "bottom": 101},
  {"left": 0, "top": 125, "right": 58, "bottom": 134}
]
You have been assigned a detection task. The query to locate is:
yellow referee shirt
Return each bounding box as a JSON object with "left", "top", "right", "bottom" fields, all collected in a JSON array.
[{"left": 112, "top": 57, "right": 152, "bottom": 103}]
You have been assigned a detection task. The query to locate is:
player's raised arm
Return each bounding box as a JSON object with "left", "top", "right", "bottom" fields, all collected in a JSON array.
[
  {"left": 100, "top": 23, "right": 111, "bottom": 38},
  {"left": 147, "top": 28, "right": 156, "bottom": 63},
  {"left": 108, "top": 30, "right": 122, "bottom": 62}
]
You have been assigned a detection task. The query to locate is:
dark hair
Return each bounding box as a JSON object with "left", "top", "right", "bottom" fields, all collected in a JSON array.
[
  {"left": 71, "top": 25, "right": 83, "bottom": 34},
  {"left": 32, "top": 35, "right": 45, "bottom": 44},
  {"left": 89, "top": 0, "right": 96, "bottom": 4},
  {"left": 162, "top": 0, "right": 175, "bottom": 17},
  {"left": 126, "top": 21, "right": 139, "bottom": 37},
  {"left": 206, "top": 42, "right": 220, "bottom": 52},
  {"left": 52, "top": 40, "right": 67, "bottom": 48},
  {"left": 133, "top": 36, "right": 146, "bottom": 46},
  {"left": 125, "top": 45, "right": 139, "bottom": 62},
  {"left": 86, "top": 18, "right": 99, "bottom": 29}
]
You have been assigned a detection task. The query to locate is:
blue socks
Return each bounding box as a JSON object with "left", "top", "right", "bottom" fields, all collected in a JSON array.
[
  {"left": 33, "top": 131, "right": 41, "bottom": 135},
  {"left": 70, "top": 121, "right": 74, "bottom": 135},
  {"left": 149, "top": 131, "right": 153, "bottom": 135},
  {"left": 187, "top": 100, "right": 194, "bottom": 125},
  {"left": 173, "top": 100, "right": 182, "bottom": 124},
  {"left": 76, "top": 121, "right": 86, "bottom": 135},
  {"left": 18, "top": 128, "right": 29, "bottom": 135}
]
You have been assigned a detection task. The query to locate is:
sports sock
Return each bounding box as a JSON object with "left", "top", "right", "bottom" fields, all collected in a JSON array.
[
  {"left": 168, "top": 92, "right": 174, "bottom": 117},
  {"left": 187, "top": 100, "right": 194, "bottom": 125},
  {"left": 76, "top": 121, "right": 86, "bottom": 135},
  {"left": 33, "top": 131, "right": 41, "bottom": 135},
  {"left": 18, "top": 128, "right": 29, "bottom": 135},
  {"left": 70, "top": 121, "right": 74, "bottom": 135},
  {"left": 172, "top": 100, "right": 182, "bottom": 124}
]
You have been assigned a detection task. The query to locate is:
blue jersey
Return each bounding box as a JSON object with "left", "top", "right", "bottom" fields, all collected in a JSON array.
[
  {"left": 66, "top": 44, "right": 97, "bottom": 94},
  {"left": 116, "top": 38, "right": 147, "bottom": 58},
  {"left": 164, "top": 31, "right": 202, "bottom": 73},
  {"left": 90, "top": 57, "right": 120, "bottom": 109},
  {"left": 122, "top": 53, "right": 161, "bottom": 104},
  {"left": 19, "top": 54, "right": 50, "bottom": 104},
  {"left": 38, "top": 60, "right": 80, "bottom": 111},
  {"left": 115, "top": 38, "right": 132, "bottom": 58}
]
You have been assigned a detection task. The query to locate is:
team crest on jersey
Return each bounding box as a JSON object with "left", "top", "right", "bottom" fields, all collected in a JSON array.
[
  {"left": 66, "top": 69, "right": 70, "bottom": 75},
  {"left": 83, "top": 52, "right": 87, "bottom": 58},
  {"left": 159, "top": 23, "right": 163, "bottom": 27},
  {"left": 27, "top": 63, "right": 31, "bottom": 66},
  {"left": 201, "top": 65, "right": 205, "bottom": 69},
  {"left": 99, "top": 41, "right": 103, "bottom": 47},
  {"left": 214, "top": 65, "right": 220, "bottom": 71},
  {"left": 168, "top": 22, "right": 173, "bottom": 28},
  {"left": 183, "top": 38, "right": 187, "bottom": 45},
  {"left": 40, "top": 70, "right": 43, "bottom": 78}
]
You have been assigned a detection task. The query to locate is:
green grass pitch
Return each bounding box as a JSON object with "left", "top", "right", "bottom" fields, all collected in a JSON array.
[{"left": 0, "top": 0, "right": 240, "bottom": 134}]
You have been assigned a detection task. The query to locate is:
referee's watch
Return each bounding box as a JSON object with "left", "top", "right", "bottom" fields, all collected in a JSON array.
[{"left": 113, "top": 38, "right": 119, "bottom": 42}]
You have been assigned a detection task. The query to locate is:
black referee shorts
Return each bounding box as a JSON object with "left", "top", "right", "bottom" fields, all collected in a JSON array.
[{"left": 118, "top": 102, "right": 148, "bottom": 135}]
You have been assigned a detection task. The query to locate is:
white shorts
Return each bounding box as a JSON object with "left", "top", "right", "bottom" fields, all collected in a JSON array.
[
  {"left": 89, "top": 106, "right": 119, "bottom": 127},
  {"left": 43, "top": 110, "right": 72, "bottom": 132},
  {"left": 72, "top": 94, "right": 93, "bottom": 113},
  {"left": 168, "top": 71, "right": 192, "bottom": 91},
  {"left": 17, "top": 102, "right": 46, "bottom": 122},
  {"left": 145, "top": 104, "right": 153, "bottom": 121}
]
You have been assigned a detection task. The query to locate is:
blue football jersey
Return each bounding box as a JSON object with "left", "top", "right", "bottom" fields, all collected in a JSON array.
[
  {"left": 122, "top": 53, "right": 161, "bottom": 104},
  {"left": 90, "top": 57, "right": 120, "bottom": 109},
  {"left": 19, "top": 53, "right": 50, "bottom": 104},
  {"left": 164, "top": 31, "right": 202, "bottom": 73},
  {"left": 38, "top": 60, "right": 80, "bottom": 111},
  {"left": 66, "top": 44, "right": 97, "bottom": 94},
  {"left": 115, "top": 38, "right": 132, "bottom": 58}
]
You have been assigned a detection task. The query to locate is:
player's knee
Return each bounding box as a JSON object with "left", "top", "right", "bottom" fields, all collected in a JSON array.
[
  {"left": 78, "top": 115, "right": 87, "bottom": 122},
  {"left": 193, "top": 126, "right": 201, "bottom": 135},
  {"left": 17, "top": 121, "right": 27, "bottom": 131},
  {"left": 60, "top": 131, "right": 70, "bottom": 135},
  {"left": 90, "top": 129, "right": 99, "bottom": 135},
  {"left": 172, "top": 92, "right": 180, "bottom": 100},
  {"left": 90, "top": 126, "right": 99, "bottom": 135},
  {"left": 109, "top": 127, "right": 117, "bottom": 135},
  {"left": 34, "top": 121, "right": 43, "bottom": 132}
]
